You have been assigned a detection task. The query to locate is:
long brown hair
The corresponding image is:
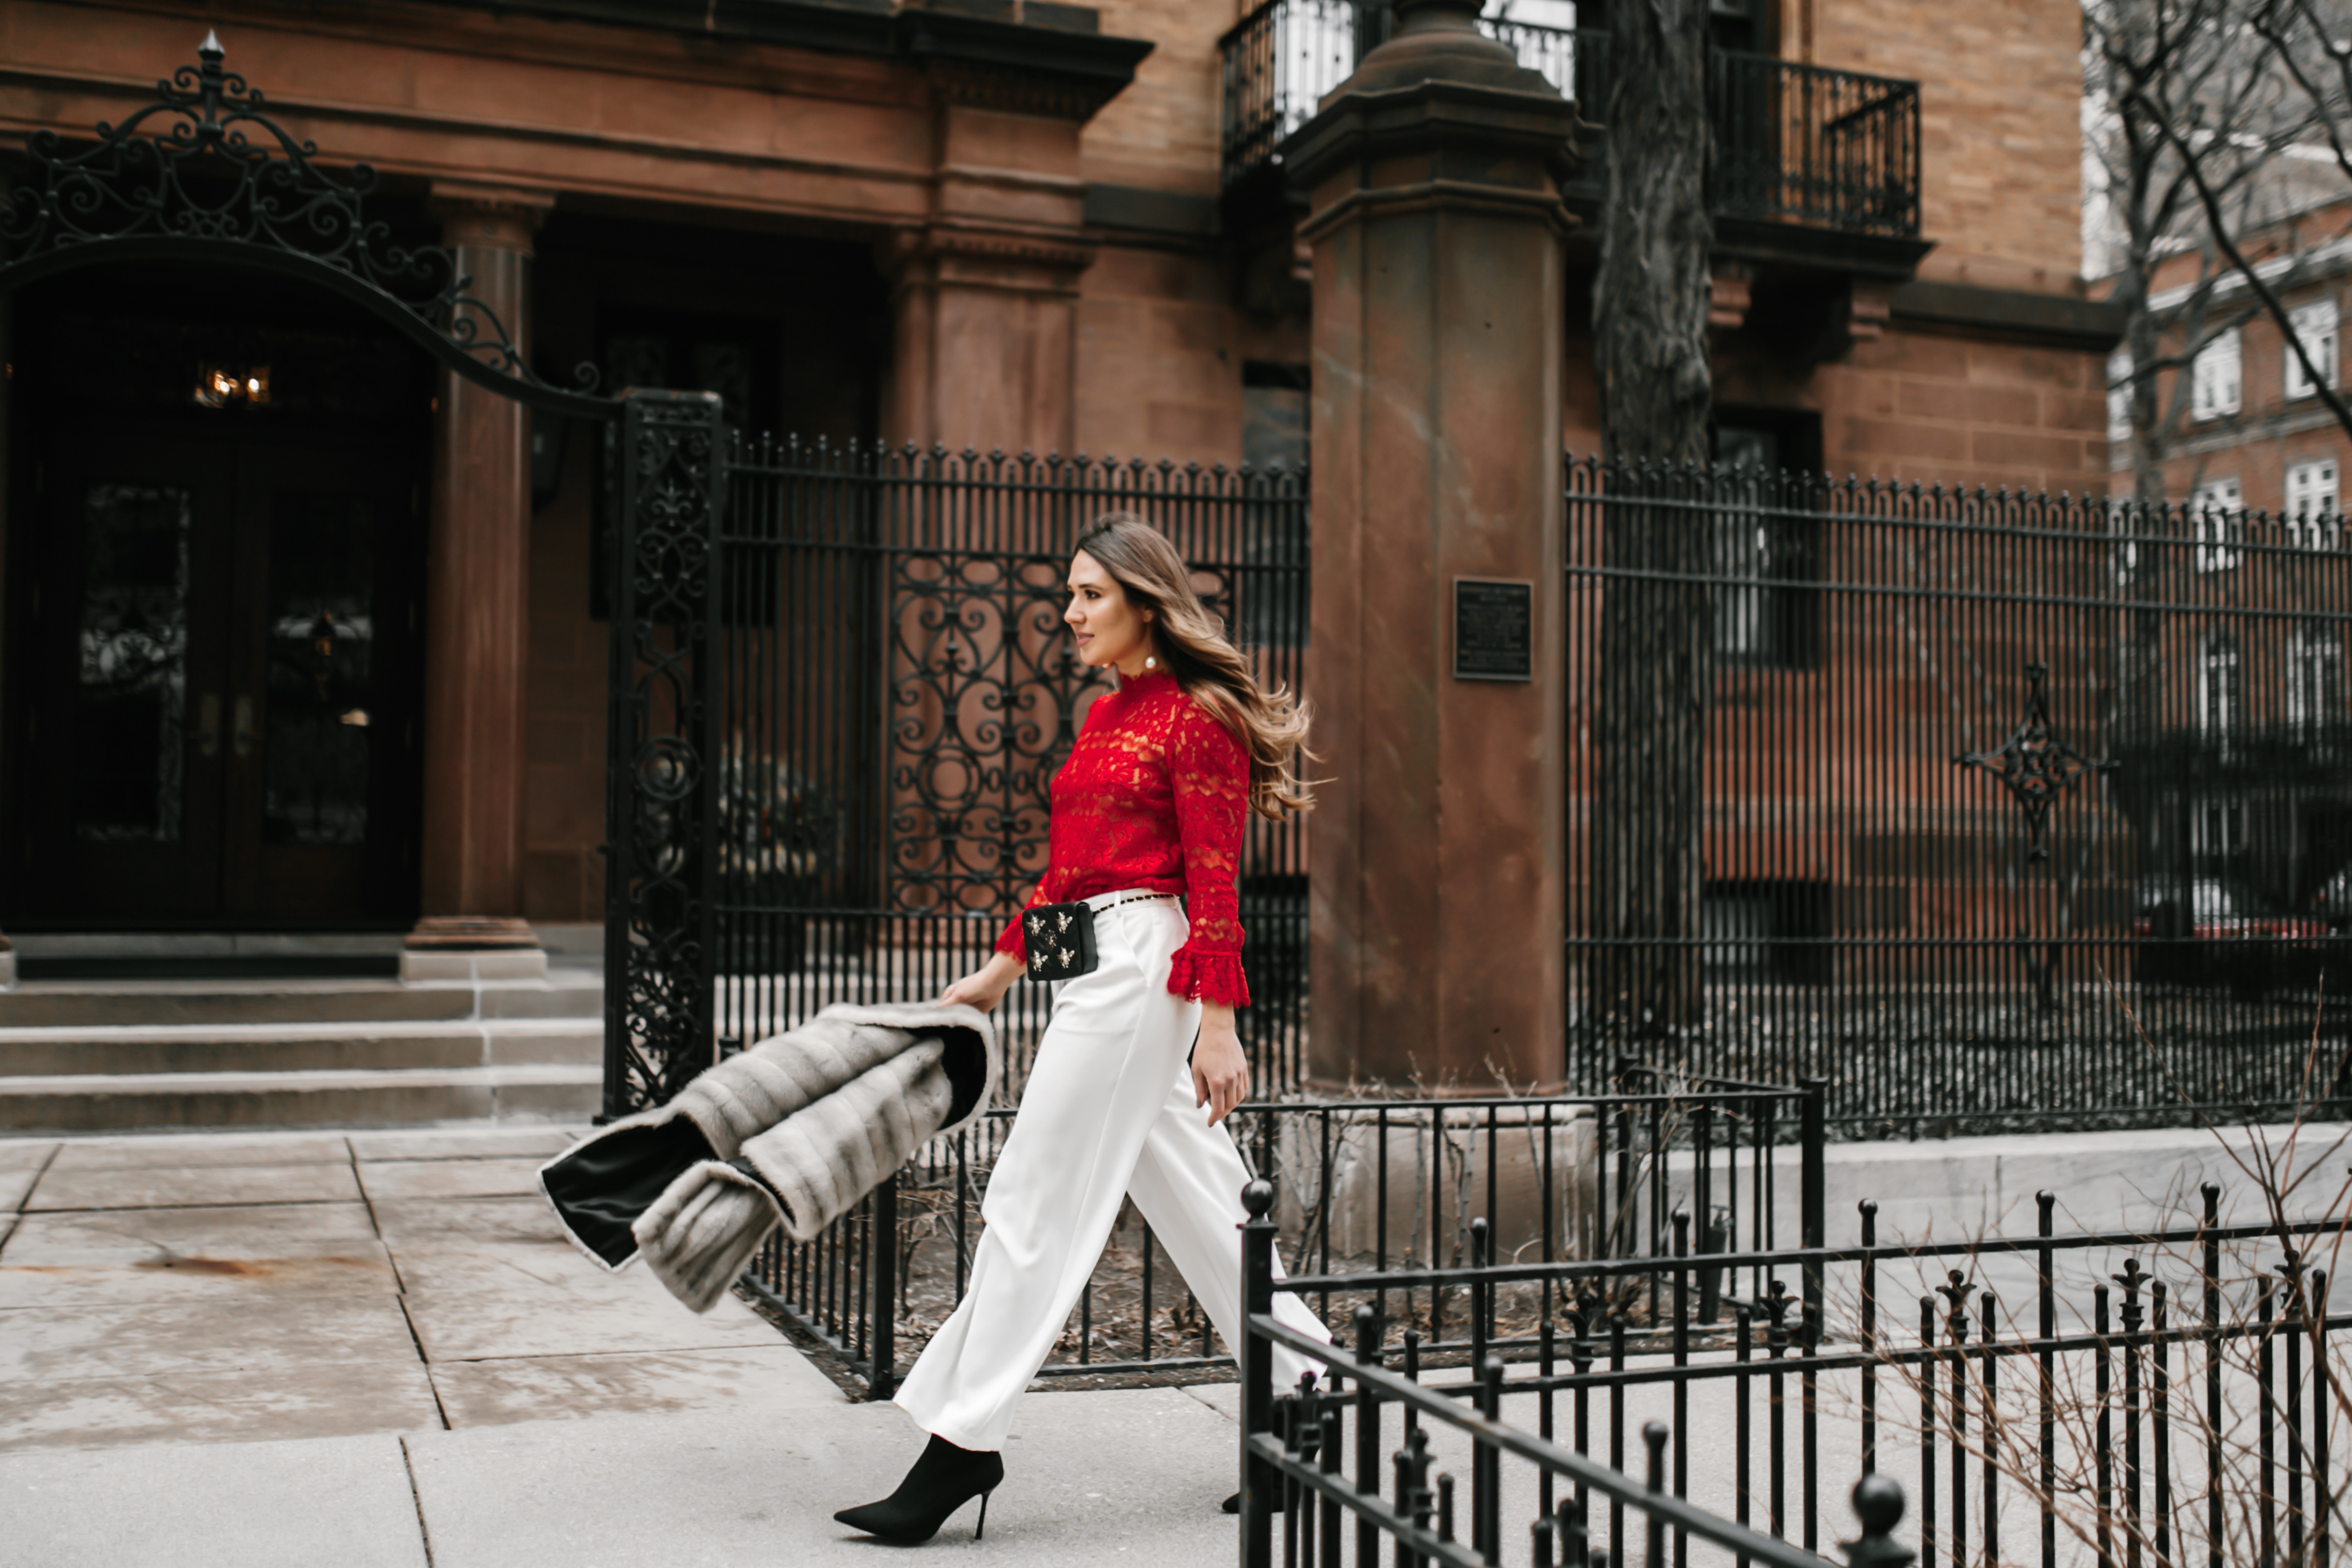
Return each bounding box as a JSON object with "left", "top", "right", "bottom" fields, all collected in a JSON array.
[{"left": 1072, "top": 513, "right": 1315, "bottom": 820}]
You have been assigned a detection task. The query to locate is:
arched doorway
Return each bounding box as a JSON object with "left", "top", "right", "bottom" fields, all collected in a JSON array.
[{"left": 3, "top": 264, "right": 434, "bottom": 923}]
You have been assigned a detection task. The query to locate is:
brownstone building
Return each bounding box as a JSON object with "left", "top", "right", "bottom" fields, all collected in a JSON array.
[{"left": 0, "top": 0, "right": 2116, "bottom": 976}]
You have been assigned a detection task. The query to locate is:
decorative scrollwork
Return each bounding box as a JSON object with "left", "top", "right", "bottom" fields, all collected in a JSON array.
[
  {"left": 607, "top": 391, "right": 726, "bottom": 1115},
  {"left": 1954, "top": 662, "right": 2118, "bottom": 864},
  {"left": 0, "top": 32, "right": 614, "bottom": 419}
]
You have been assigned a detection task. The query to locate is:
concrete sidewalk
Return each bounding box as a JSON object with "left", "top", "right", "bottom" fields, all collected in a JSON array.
[{"left": 0, "top": 1127, "right": 1245, "bottom": 1567}]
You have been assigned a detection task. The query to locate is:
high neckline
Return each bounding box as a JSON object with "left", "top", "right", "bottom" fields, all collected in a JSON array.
[{"left": 1117, "top": 667, "right": 1177, "bottom": 695}]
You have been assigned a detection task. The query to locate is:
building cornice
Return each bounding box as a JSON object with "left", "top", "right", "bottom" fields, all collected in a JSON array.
[{"left": 1890, "top": 280, "right": 2126, "bottom": 351}]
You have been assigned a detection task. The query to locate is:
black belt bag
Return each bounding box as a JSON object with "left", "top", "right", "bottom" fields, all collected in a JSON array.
[
  {"left": 1021, "top": 902, "right": 1099, "bottom": 979},
  {"left": 1020, "top": 893, "right": 1171, "bottom": 981}
]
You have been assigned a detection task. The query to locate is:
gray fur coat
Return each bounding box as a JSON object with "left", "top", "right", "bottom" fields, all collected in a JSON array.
[{"left": 539, "top": 1002, "right": 995, "bottom": 1313}]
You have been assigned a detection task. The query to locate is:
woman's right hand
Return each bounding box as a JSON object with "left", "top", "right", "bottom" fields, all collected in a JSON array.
[{"left": 942, "top": 952, "right": 1025, "bottom": 1014}]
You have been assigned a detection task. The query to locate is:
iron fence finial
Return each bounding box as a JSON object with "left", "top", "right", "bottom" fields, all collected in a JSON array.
[{"left": 1843, "top": 1474, "right": 1912, "bottom": 1567}]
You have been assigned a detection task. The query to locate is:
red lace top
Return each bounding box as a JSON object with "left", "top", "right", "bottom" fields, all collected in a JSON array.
[{"left": 993, "top": 669, "right": 1251, "bottom": 1007}]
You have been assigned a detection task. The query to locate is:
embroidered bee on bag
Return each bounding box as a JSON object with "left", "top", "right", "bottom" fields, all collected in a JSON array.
[
  {"left": 1028, "top": 914, "right": 1044, "bottom": 933},
  {"left": 1056, "top": 911, "right": 1073, "bottom": 932},
  {"left": 1058, "top": 949, "right": 1073, "bottom": 967}
]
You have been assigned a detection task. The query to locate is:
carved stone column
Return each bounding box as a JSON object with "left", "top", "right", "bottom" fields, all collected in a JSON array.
[
  {"left": 406, "top": 182, "right": 553, "bottom": 982},
  {"left": 1290, "top": 0, "right": 1585, "bottom": 1089},
  {"left": 882, "top": 92, "right": 1096, "bottom": 453}
]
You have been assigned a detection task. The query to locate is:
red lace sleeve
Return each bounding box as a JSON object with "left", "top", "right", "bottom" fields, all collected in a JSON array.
[
  {"left": 995, "top": 871, "right": 1059, "bottom": 961},
  {"left": 1166, "top": 696, "right": 1251, "bottom": 1007}
]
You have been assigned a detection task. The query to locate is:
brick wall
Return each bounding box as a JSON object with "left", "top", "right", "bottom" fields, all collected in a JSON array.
[
  {"left": 1081, "top": 0, "right": 1236, "bottom": 192},
  {"left": 1812, "top": 0, "right": 2084, "bottom": 290},
  {"left": 1817, "top": 330, "right": 2111, "bottom": 492}
]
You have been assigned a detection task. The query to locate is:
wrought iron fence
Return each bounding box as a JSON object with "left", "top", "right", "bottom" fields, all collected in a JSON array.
[
  {"left": 1214, "top": 5, "right": 1921, "bottom": 241},
  {"left": 1246, "top": 1179, "right": 2349, "bottom": 1568},
  {"left": 740, "top": 1069, "right": 1825, "bottom": 1398},
  {"left": 600, "top": 431, "right": 1308, "bottom": 1116},
  {"left": 1238, "top": 1183, "right": 1916, "bottom": 1568},
  {"left": 1568, "top": 459, "right": 2352, "bottom": 1137}
]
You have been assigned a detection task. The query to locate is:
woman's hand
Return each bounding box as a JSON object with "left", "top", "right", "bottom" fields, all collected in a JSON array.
[
  {"left": 942, "top": 953, "right": 1025, "bottom": 1014},
  {"left": 1191, "top": 1005, "right": 1250, "bottom": 1126}
]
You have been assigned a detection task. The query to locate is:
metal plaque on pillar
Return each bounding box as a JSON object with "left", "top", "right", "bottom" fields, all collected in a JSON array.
[{"left": 1453, "top": 579, "right": 1533, "bottom": 681}]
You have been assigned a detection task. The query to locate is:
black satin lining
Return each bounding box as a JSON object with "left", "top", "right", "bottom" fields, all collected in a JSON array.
[
  {"left": 934, "top": 1025, "right": 988, "bottom": 1127},
  {"left": 542, "top": 1117, "right": 715, "bottom": 1267}
]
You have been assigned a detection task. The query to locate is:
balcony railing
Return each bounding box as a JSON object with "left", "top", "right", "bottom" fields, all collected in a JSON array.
[
  {"left": 1707, "top": 50, "right": 1921, "bottom": 239},
  {"left": 1217, "top": 1, "right": 1921, "bottom": 241}
]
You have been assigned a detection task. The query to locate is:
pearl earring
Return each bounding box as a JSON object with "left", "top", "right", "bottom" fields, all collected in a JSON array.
[{"left": 1145, "top": 655, "right": 1157, "bottom": 670}]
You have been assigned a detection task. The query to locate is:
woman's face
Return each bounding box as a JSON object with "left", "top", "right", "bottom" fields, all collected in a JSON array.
[{"left": 1065, "top": 549, "right": 1153, "bottom": 671}]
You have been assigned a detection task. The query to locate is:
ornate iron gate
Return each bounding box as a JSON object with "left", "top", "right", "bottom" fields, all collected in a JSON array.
[{"left": 604, "top": 437, "right": 1310, "bottom": 1115}]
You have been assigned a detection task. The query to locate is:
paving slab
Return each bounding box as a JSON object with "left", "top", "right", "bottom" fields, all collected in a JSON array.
[
  {"left": 0, "top": 1139, "right": 57, "bottom": 1169},
  {"left": 370, "top": 1193, "right": 568, "bottom": 1251},
  {"left": 358, "top": 1156, "right": 546, "bottom": 1200},
  {"left": 25, "top": 1158, "right": 363, "bottom": 1210},
  {"left": 40, "top": 1133, "right": 353, "bottom": 1170},
  {"left": 0, "top": 1431, "right": 429, "bottom": 1566},
  {"left": 403, "top": 1390, "right": 1242, "bottom": 1568},
  {"left": 0, "top": 1202, "right": 394, "bottom": 1306},
  {"left": 0, "top": 1292, "right": 420, "bottom": 1384},
  {"left": 0, "top": 1358, "right": 446, "bottom": 1451},
  {"left": 0, "top": 1165, "right": 39, "bottom": 1212},
  {"left": 349, "top": 1127, "right": 580, "bottom": 1162},
  {"left": 429, "top": 1344, "right": 845, "bottom": 1429},
  {"left": 398, "top": 1253, "right": 780, "bottom": 1361}
]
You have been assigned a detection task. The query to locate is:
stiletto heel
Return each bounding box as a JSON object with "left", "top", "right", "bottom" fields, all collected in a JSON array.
[
  {"left": 975, "top": 1488, "right": 992, "bottom": 1541},
  {"left": 835, "top": 1434, "right": 1005, "bottom": 1545}
]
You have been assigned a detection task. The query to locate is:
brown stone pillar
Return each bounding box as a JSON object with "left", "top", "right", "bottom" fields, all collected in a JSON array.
[
  {"left": 1291, "top": 0, "right": 1584, "bottom": 1090},
  {"left": 882, "top": 102, "right": 1094, "bottom": 452},
  {"left": 406, "top": 182, "right": 553, "bottom": 981}
]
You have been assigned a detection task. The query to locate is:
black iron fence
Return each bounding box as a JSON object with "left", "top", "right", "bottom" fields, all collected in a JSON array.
[
  {"left": 739, "top": 1069, "right": 1827, "bottom": 1399},
  {"left": 600, "top": 427, "right": 1308, "bottom": 1116},
  {"left": 1244, "top": 1178, "right": 2346, "bottom": 1568},
  {"left": 1215, "top": 3, "right": 1921, "bottom": 241},
  {"left": 1238, "top": 1183, "right": 1916, "bottom": 1568},
  {"left": 1569, "top": 460, "right": 2352, "bottom": 1137}
]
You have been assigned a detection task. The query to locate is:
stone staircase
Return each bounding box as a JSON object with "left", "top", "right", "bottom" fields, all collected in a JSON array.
[{"left": 0, "top": 970, "right": 604, "bottom": 1132}]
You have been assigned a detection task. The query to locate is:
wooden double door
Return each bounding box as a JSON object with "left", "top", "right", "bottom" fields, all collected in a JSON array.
[{"left": 10, "top": 424, "right": 426, "bottom": 923}]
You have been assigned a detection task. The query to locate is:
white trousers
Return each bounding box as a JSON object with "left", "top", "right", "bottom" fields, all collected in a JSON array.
[{"left": 894, "top": 891, "right": 1331, "bottom": 1452}]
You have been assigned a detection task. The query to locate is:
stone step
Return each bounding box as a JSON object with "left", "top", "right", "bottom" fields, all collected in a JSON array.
[
  {"left": 0, "top": 1064, "right": 601, "bottom": 1133},
  {"left": 0, "top": 1020, "right": 601, "bottom": 1077},
  {"left": 0, "top": 972, "right": 601, "bottom": 1028}
]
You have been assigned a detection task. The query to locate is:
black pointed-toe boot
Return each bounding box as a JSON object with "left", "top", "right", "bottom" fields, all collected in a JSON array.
[{"left": 834, "top": 1433, "right": 1005, "bottom": 1545}]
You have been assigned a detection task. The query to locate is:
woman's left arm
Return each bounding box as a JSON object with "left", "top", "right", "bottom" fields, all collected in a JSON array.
[{"left": 1168, "top": 699, "right": 1253, "bottom": 1123}]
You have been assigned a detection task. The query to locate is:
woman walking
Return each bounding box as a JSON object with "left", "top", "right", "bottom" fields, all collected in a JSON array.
[{"left": 834, "top": 514, "right": 1333, "bottom": 1544}]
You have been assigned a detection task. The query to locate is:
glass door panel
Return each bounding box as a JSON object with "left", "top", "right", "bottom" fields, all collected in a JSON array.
[{"left": 20, "top": 439, "right": 234, "bottom": 919}]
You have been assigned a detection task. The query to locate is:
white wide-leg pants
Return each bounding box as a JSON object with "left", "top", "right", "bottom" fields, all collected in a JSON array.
[{"left": 894, "top": 890, "right": 1332, "bottom": 1452}]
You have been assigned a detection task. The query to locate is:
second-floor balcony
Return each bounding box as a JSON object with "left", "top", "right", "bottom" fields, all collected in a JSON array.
[{"left": 1218, "top": 0, "right": 1923, "bottom": 243}]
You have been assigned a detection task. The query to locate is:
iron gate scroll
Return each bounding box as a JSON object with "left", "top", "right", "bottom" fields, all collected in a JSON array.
[
  {"left": 1567, "top": 460, "right": 2352, "bottom": 1136},
  {"left": 607, "top": 439, "right": 1310, "bottom": 1115},
  {"left": 602, "top": 392, "right": 729, "bottom": 1116}
]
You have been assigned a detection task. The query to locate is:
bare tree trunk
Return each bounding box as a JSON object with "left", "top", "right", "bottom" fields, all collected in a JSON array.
[{"left": 1589, "top": 0, "right": 1715, "bottom": 1036}]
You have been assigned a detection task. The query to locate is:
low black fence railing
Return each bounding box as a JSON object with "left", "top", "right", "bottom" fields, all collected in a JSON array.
[
  {"left": 1216, "top": 3, "right": 1921, "bottom": 241},
  {"left": 1243, "top": 1174, "right": 2348, "bottom": 1567},
  {"left": 738, "top": 1069, "right": 1827, "bottom": 1398},
  {"left": 1238, "top": 1183, "right": 1914, "bottom": 1568}
]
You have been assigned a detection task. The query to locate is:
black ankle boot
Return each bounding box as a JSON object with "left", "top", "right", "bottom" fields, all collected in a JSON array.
[{"left": 834, "top": 1433, "right": 1005, "bottom": 1545}]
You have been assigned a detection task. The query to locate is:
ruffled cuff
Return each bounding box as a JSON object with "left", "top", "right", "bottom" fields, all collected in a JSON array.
[
  {"left": 1166, "top": 946, "right": 1251, "bottom": 1008},
  {"left": 995, "top": 916, "right": 1028, "bottom": 962}
]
